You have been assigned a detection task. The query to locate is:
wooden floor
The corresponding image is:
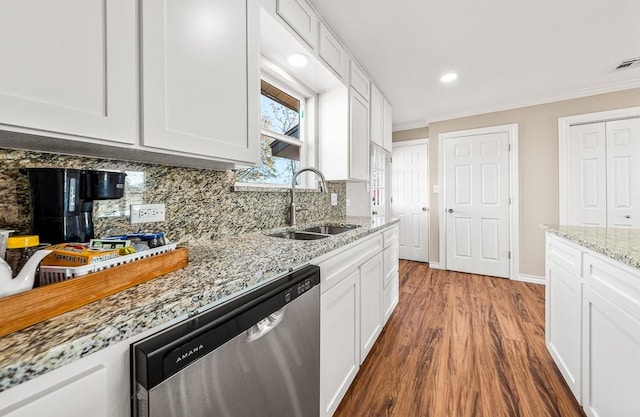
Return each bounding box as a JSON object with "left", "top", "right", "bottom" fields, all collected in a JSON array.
[{"left": 333, "top": 261, "right": 585, "bottom": 417}]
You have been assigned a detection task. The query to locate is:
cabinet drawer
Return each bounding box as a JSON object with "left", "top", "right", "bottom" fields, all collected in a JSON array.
[
  {"left": 350, "top": 62, "right": 369, "bottom": 100},
  {"left": 547, "top": 235, "right": 582, "bottom": 277},
  {"left": 383, "top": 226, "right": 398, "bottom": 248},
  {"left": 583, "top": 253, "right": 640, "bottom": 318},
  {"left": 276, "top": 0, "right": 318, "bottom": 49},
  {"left": 317, "top": 234, "right": 383, "bottom": 293},
  {"left": 318, "top": 22, "right": 347, "bottom": 81}
]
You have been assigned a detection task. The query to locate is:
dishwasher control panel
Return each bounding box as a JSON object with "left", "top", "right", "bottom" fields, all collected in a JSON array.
[{"left": 284, "top": 276, "right": 316, "bottom": 304}]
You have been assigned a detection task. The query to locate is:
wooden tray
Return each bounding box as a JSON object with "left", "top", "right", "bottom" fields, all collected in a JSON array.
[{"left": 0, "top": 247, "right": 189, "bottom": 338}]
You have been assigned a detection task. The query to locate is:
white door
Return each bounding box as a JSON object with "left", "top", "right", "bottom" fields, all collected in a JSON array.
[
  {"left": 568, "top": 123, "right": 607, "bottom": 226},
  {"left": 444, "top": 131, "right": 510, "bottom": 278},
  {"left": 391, "top": 140, "right": 429, "bottom": 262},
  {"left": 606, "top": 118, "right": 640, "bottom": 227}
]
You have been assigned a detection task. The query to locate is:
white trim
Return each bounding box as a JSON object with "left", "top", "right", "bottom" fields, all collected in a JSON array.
[
  {"left": 428, "top": 262, "right": 443, "bottom": 270},
  {"left": 425, "top": 79, "right": 640, "bottom": 125},
  {"left": 392, "top": 138, "right": 428, "bottom": 148},
  {"left": 438, "top": 123, "right": 519, "bottom": 280},
  {"left": 392, "top": 120, "right": 429, "bottom": 132},
  {"left": 515, "top": 274, "right": 546, "bottom": 285},
  {"left": 558, "top": 106, "right": 640, "bottom": 224}
]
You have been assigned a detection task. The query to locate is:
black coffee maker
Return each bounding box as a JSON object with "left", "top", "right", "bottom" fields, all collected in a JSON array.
[{"left": 21, "top": 168, "right": 126, "bottom": 243}]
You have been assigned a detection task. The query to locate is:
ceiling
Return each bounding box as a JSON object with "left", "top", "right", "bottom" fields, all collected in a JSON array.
[{"left": 308, "top": 0, "right": 640, "bottom": 130}]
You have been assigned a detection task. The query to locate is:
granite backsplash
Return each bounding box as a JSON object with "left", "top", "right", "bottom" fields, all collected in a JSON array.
[{"left": 0, "top": 149, "right": 346, "bottom": 243}]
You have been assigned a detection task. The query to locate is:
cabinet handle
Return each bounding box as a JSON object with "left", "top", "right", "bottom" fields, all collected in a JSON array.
[
  {"left": 422, "top": 207, "right": 429, "bottom": 212},
  {"left": 447, "top": 208, "right": 454, "bottom": 213}
]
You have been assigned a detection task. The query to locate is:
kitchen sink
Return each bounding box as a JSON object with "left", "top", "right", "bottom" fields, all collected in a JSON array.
[
  {"left": 300, "top": 225, "right": 360, "bottom": 235},
  {"left": 267, "top": 231, "right": 329, "bottom": 240}
]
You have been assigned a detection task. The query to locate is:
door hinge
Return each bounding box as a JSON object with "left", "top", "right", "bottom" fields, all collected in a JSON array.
[
  {"left": 390, "top": 197, "right": 393, "bottom": 203},
  {"left": 509, "top": 197, "right": 512, "bottom": 205},
  {"left": 508, "top": 251, "right": 511, "bottom": 259},
  {"left": 390, "top": 157, "right": 393, "bottom": 163},
  {"left": 508, "top": 143, "right": 511, "bottom": 151}
]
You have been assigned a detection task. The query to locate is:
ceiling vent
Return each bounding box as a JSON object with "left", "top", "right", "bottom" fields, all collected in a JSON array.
[{"left": 615, "top": 57, "right": 640, "bottom": 70}]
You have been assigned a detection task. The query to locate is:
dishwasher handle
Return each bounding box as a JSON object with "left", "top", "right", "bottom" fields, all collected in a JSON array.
[{"left": 246, "top": 307, "right": 286, "bottom": 342}]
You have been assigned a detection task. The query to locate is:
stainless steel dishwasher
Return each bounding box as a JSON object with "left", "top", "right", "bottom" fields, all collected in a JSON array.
[{"left": 131, "top": 264, "right": 320, "bottom": 417}]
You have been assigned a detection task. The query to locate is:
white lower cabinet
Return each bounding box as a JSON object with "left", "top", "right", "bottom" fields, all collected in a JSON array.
[
  {"left": 545, "top": 233, "right": 640, "bottom": 417},
  {"left": 1, "top": 367, "right": 108, "bottom": 417},
  {"left": 320, "top": 269, "right": 360, "bottom": 417},
  {"left": 359, "top": 252, "right": 383, "bottom": 363},
  {"left": 545, "top": 237, "right": 583, "bottom": 402},
  {"left": 317, "top": 227, "right": 398, "bottom": 417},
  {"left": 582, "top": 286, "right": 640, "bottom": 417}
]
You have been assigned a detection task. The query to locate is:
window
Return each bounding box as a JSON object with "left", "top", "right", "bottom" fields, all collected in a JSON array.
[
  {"left": 371, "top": 144, "right": 389, "bottom": 218},
  {"left": 236, "top": 80, "right": 306, "bottom": 185}
]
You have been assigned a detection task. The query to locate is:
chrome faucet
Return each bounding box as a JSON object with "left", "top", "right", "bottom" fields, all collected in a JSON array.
[{"left": 290, "top": 167, "right": 328, "bottom": 226}]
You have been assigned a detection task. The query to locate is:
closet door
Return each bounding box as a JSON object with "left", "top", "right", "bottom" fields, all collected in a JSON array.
[
  {"left": 567, "top": 123, "right": 607, "bottom": 226},
  {"left": 606, "top": 118, "right": 640, "bottom": 228}
]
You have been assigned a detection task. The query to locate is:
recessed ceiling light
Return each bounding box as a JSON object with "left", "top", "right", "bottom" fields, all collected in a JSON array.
[
  {"left": 287, "top": 53, "right": 309, "bottom": 68},
  {"left": 440, "top": 72, "right": 458, "bottom": 83}
]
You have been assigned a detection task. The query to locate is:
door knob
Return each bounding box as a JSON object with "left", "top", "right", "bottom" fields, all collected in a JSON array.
[
  {"left": 447, "top": 208, "right": 454, "bottom": 213},
  {"left": 625, "top": 215, "right": 631, "bottom": 219},
  {"left": 422, "top": 207, "right": 429, "bottom": 212}
]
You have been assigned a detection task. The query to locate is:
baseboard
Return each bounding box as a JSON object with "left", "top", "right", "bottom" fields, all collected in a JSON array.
[
  {"left": 514, "top": 274, "right": 546, "bottom": 285},
  {"left": 428, "top": 262, "right": 442, "bottom": 269}
]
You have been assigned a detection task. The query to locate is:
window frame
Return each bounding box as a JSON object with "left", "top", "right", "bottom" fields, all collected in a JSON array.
[{"left": 235, "top": 59, "right": 318, "bottom": 189}]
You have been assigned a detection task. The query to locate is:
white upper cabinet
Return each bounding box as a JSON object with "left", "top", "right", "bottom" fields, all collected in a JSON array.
[
  {"left": 318, "top": 23, "right": 348, "bottom": 82},
  {"left": 141, "top": 0, "right": 260, "bottom": 165},
  {"left": 350, "top": 62, "right": 370, "bottom": 101},
  {"left": 0, "top": 0, "right": 137, "bottom": 144},
  {"left": 276, "top": 0, "right": 318, "bottom": 50},
  {"left": 370, "top": 83, "right": 384, "bottom": 147},
  {"left": 350, "top": 90, "right": 370, "bottom": 181},
  {"left": 383, "top": 98, "right": 393, "bottom": 152}
]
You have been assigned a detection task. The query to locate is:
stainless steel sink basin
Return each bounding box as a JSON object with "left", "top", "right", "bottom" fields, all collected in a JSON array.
[
  {"left": 267, "top": 231, "right": 329, "bottom": 240},
  {"left": 301, "top": 225, "right": 360, "bottom": 235}
]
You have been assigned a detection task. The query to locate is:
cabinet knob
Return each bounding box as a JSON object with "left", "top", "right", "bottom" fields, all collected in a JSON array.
[{"left": 625, "top": 215, "right": 631, "bottom": 219}]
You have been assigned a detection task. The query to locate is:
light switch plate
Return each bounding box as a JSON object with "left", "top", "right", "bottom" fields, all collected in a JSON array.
[{"left": 131, "top": 204, "right": 166, "bottom": 224}]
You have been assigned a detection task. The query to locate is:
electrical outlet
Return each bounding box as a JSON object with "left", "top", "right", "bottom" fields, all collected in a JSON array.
[
  {"left": 131, "top": 204, "right": 166, "bottom": 224},
  {"left": 330, "top": 193, "right": 338, "bottom": 206}
]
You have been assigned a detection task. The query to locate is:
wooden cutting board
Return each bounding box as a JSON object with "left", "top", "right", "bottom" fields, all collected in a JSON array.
[{"left": 0, "top": 247, "right": 188, "bottom": 338}]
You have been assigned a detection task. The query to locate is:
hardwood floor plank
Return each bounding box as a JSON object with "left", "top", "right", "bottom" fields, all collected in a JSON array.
[{"left": 333, "top": 261, "right": 584, "bottom": 417}]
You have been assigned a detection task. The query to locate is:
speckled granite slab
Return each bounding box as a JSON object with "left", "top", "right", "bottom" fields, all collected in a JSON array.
[
  {"left": 0, "top": 216, "right": 398, "bottom": 392},
  {"left": 543, "top": 225, "right": 640, "bottom": 270}
]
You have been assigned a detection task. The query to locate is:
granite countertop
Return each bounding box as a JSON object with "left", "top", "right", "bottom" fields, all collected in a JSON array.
[
  {"left": 0, "top": 216, "right": 399, "bottom": 393},
  {"left": 543, "top": 225, "right": 640, "bottom": 269}
]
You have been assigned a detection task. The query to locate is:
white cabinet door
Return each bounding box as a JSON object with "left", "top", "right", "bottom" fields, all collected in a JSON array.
[
  {"left": 382, "top": 272, "right": 399, "bottom": 324},
  {"left": 383, "top": 98, "right": 393, "bottom": 152},
  {"left": 320, "top": 269, "right": 360, "bottom": 417},
  {"left": 1, "top": 367, "right": 108, "bottom": 417},
  {"left": 359, "top": 252, "right": 383, "bottom": 363},
  {"left": 606, "top": 118, "right": 640, "bottom": 228},
  {"left": 318, "top": 22, "right": 348, "bottom": 82},
  {"left": 582, "top": 286, "right": 640, "bottom": 417},
  {"left": 369, "top": 83, "right": 384, "bottom": 147},
  {"left": 349, "top": 90, "right": 370, "bottom": 181},
  {"left": 141, "top": 0, "right": 260, "bottom": 165},
  {"left": 0, "top": 0, "right": 137, "bottom": 144},
  {"left": 276, "top": 0, "right": 318, "bottom": 49},
  {"left": 349, "top": 63, "right": 370, "bottom": 101},
  {"left": 546, "top": 258, "right": 583, "bottom": 402}
]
